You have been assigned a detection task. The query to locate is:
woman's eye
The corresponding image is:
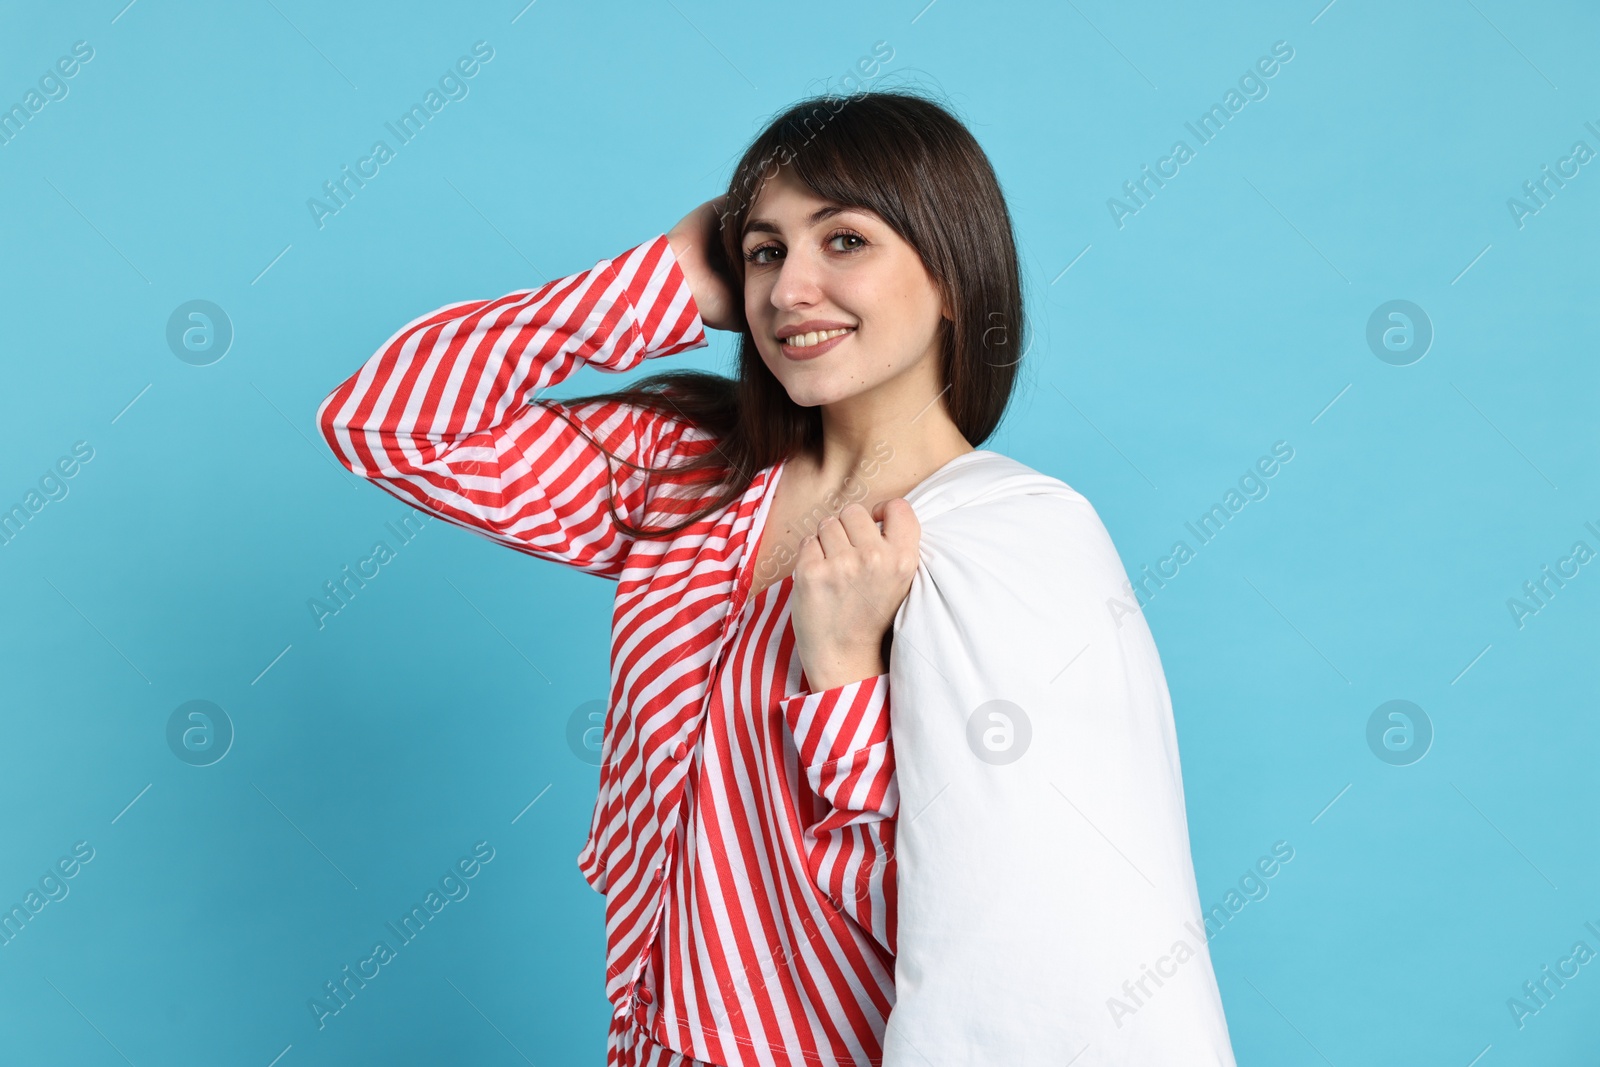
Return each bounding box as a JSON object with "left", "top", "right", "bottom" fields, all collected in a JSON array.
[{"left": 744, "top": 233, "right": 864, "bottom": 263}]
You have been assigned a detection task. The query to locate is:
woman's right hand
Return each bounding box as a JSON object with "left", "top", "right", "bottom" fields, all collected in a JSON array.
[{"left": 667, "top": 196, "right": 742, "bottom": 332}]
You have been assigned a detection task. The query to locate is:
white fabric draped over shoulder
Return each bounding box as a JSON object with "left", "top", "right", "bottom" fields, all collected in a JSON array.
[{"left": 880, "top": 450, "right": 1237, "bottom": 1067}]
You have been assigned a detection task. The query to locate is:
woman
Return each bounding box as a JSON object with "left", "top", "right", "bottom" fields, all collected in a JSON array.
[{"left": 318, "top": 90, "right": 1234, "bottom": 1065}]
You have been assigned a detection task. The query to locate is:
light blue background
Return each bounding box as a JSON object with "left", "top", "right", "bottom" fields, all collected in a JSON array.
[{"left": 1, "top": 0, "right": 1596, "bottom": 1063}]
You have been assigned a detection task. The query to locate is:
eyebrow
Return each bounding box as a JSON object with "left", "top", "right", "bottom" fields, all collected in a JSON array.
[{"left": 741, "top": 204, "right": 859, "bottom": 240}]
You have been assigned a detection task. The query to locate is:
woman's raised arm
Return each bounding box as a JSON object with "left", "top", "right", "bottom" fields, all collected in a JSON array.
[{"left": 316, "top": 234, "right": 707, "bottom": 577}]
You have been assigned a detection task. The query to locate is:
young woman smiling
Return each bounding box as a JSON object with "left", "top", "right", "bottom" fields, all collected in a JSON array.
[{"left": 319, "top": 89, "right": 1234, "bottom": 1066}]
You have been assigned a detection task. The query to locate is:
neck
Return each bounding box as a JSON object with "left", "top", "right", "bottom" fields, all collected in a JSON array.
[{"left": 804, "top": 402, "right": 974, "bottom": 506}]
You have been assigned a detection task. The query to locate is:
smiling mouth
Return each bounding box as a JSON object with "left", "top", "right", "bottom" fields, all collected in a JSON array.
[{"left": 780, "top": 327, "right": 855, "bottom": 349}]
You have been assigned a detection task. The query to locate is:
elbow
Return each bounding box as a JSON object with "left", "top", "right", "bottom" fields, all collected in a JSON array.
[{"left": 314, "top": 383, "right": 363, "bottom": 475}]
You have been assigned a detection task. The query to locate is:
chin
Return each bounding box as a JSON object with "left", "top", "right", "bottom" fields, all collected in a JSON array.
[
  {"left": 772, "top": 380, "right": 833, "bottom": 409},
  {"left": 768, "top": 367, "right": 870, "bottom": 408}
]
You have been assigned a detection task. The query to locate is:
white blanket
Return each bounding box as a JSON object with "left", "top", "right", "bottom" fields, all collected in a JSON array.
[{"left": 881, "top": 450, "right": 1237, "bottom": 1066}]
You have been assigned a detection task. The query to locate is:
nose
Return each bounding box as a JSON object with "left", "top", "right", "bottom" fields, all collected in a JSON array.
[{"left": 769, "top": 245, "right": 824, "bottom": 313}]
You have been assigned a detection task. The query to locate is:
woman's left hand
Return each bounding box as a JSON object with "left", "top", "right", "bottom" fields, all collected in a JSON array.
[{"left": 790, "top": 498, "right": 921, "bottom": 692}]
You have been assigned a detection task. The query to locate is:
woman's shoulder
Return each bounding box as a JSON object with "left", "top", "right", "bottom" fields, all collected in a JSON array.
[
  {"left": 909, "top": 451, "right": 1135, "bottom": 613},
  {"left": 906, "top": 449, "right": 1094, "bottom": 525}
]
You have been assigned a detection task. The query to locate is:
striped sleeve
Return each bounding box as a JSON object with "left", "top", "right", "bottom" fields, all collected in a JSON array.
[
  {"left": 780, "top": 672, "right": 899, "bottom": 952},
  {"left": 316, "top": 234, "right": 708, "bottom": 577}
]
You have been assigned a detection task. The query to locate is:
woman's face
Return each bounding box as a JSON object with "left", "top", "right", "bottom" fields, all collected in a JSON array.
[{"left": 740, "top": 168, "right": 949, "bottom": 409}]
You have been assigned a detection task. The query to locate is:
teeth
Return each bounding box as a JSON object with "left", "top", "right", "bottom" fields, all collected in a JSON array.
[{"left": 784, "top": 327, "right": 852, "bottom": 348}]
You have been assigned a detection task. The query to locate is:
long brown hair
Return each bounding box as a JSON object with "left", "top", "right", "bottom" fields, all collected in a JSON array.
[{"left": 547, "top": 88, "right": 1025, "bottom": 539}]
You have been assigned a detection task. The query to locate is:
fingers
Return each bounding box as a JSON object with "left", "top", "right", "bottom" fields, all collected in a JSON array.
[
  {"left": 795, "top": 528, "right": 825, "bottom": 569},
  {"left": 812, "top": 501, "right": 915, "bottom": 558},
  {"left": 875, "top": 497, "right": 920, "bottom": 550},
  {"left": 813, "top": 510, "right": 853, "bottom": 556},
  {"left": 835, "top": 502, "right": 881, "bottom": 546}
]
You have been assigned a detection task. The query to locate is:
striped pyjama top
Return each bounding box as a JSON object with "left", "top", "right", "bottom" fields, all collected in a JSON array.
[{"left": 318, "top": 234, "right": 901, "bottom": 1066}]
